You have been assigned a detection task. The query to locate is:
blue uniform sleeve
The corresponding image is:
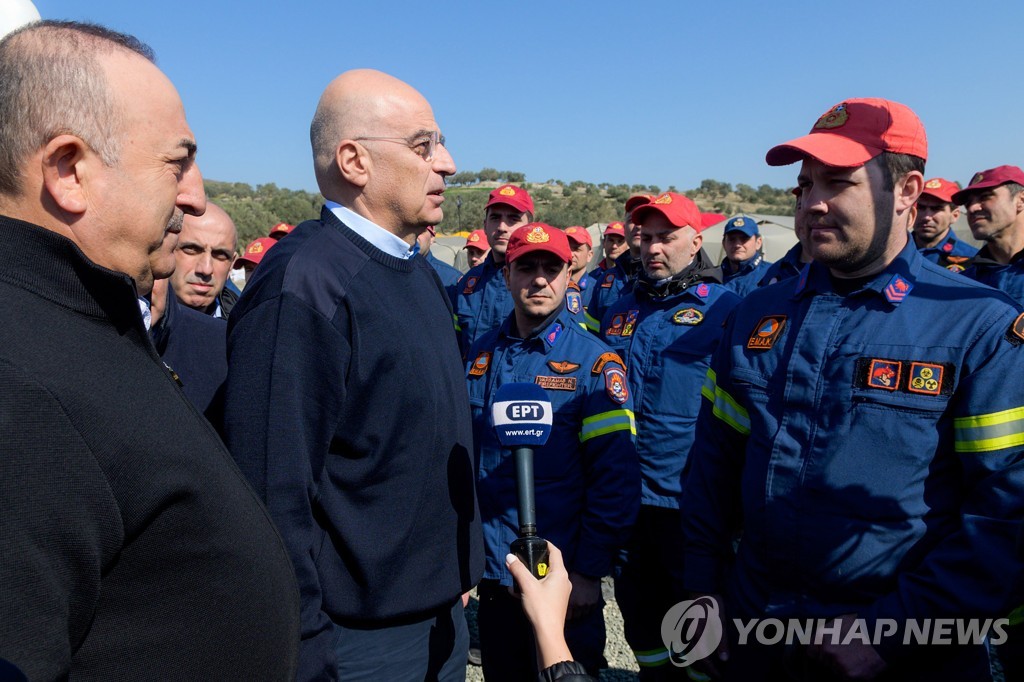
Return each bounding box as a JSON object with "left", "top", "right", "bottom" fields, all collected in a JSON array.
[
  {"left": 223, "top": 292, "right": 346, "bottom": 681},
  {"left": 571, "top": 358, "right": 641, "bottom": 578},
  {"left": 680, "top": 314, "right": 749, "bottom": 594},
  {"left": 863, "top": 309, "right": 1024, "bottom": 662}
]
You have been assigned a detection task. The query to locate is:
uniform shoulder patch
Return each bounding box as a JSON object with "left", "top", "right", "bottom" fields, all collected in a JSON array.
[
  {"left": 566, "top": 290, "right": 582, "bottom": 315},
  {"left": 603, "top": 366, "right": 629, "bottom": 404},
  {"left": 469, "top": 351, "right": 491, "bottom": 377},
  {"left": 592, "top": 351, "right": 625, "bottom": 375},
  {"left": 747, "top": 315, "right": 786, "bottom": 350},
  {"left": 463, "top": 276, "right": 479, "bottom": 294},
  {"left": 548, "top": 360, "right": 581, "bottom": 374},
  {"left": 535, "top": 375, "right": 577, "bottom": 392}
]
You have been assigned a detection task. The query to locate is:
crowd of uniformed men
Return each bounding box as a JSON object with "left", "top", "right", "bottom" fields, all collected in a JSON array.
[{"left": 2, "top": 18, "right": 1022, "bottom": 682}]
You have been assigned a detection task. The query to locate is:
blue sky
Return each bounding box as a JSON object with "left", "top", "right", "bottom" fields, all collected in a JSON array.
[{"left": 32, "top": 0, "right": 1024, "bottom": 195}]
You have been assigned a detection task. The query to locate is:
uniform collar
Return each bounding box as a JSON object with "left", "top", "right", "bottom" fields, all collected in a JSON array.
[
  {"left": 498, "top": 307, "right": 569, "bottom": 350},
  {"left": 723, "top": 252, "right": 763, "bottom": 276},
  {"left": 794, "top": 238, "right": 922, "bottom": 308}
]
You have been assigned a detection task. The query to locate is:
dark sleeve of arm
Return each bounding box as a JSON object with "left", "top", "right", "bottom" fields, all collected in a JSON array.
[
  {"left": 573, "top": 360, "right": 641, "bottom": 577},
  {"left": 680, "top": 326, "right": 749, "bottom": 594},
  {"left": 0, "top": 370, "right": 122, "bottom": 680},
  {"left": 222, "top": 294, "right": 347, "bottom": 681},
  {"left": 538, "top": 660, "right": 595, "bottom": 682}
]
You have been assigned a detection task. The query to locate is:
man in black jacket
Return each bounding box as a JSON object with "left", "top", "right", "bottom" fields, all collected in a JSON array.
[{"left": 0, "top": 21, "right": 300, "bottom": 679}]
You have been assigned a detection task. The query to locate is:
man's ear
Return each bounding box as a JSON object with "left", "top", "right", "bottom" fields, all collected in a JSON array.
[
  {"left": 40, "top": 135, "right": 91, "bottom": 215},
  {"left": 895, "top": 171, "right": 924, "bottom": 214},
  {"left": 336, "top": 140, "right": 369, "bottom": 189},
  {"left": 691, "top": 232, "right": 703, "bottom": 257}
]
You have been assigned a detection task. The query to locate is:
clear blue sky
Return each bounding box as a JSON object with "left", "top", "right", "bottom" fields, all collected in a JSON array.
[{"left": 35, "top": 0, "right": 1024, "bottom": 195}]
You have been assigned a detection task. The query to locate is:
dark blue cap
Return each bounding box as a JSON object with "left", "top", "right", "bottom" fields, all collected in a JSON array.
[{"left": 723, "top": 215, "right": 759, "bottom": 237}]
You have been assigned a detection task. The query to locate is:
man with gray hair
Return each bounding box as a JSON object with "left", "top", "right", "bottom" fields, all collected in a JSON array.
[
  {"left": 0, "top": 21, "right": 299, "bottom": 679},
  {"left": 223, "top": 69, "right": 483, "bottom": 681}
]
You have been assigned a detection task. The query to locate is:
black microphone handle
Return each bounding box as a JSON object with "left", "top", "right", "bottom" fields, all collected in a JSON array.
[{"left": 513, "top": 446, "right": 537, "bottom": 536}]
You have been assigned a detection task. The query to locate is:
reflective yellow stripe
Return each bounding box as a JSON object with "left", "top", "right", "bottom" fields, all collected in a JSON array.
[
  {"left": 954, "top": 406, "right": 1024, "bottom": 453},
  {"left": 584, "top": 311, "right": 600, "bottom": 332},
  {"left": 704, "top": 368, "right": 750, "bottom": 435},
  {"left": 634, "top": 647, "right": 669, "bottom": 667},
  {"left": 580, "top": 409, "right": 636, "bottom": 442},
  {"left": 453, "top": 314, "right": 461, "bottom": 332}
]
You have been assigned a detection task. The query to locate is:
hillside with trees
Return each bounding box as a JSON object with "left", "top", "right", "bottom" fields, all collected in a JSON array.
[{"left": 206, "top": 173, "right": 796, "bottom": 248}]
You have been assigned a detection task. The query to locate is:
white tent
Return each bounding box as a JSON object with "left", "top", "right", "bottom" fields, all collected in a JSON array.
[{"left": 702, "top": 214, "right": 799, "bottom": 265}]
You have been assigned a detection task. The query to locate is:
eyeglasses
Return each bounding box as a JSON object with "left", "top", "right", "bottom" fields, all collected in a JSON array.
[{"left": 353, "top": 130, "right": 446, "bottom": 162}]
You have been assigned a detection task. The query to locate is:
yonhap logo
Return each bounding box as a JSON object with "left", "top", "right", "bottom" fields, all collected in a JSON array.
[{"left": 661, "top": 596, "right": 723, "bottom": 667}]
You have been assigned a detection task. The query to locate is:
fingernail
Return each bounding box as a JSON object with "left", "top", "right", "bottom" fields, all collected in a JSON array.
[{"left": 505, "top": 553, "right": 518, "bottom": 565}]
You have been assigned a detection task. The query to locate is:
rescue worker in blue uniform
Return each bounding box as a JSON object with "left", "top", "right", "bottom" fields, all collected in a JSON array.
[
  {"left": 565, "top": 226, "right": 595, "bottom": 298},
  {"left": 417, "top": 225, "right": 462, "bottom": 297},
  {"left": 682, "top": 98, "right": 1024, "bottom": 682},
  {"left": 586, "top": 196, "right": 650, "bottom": 331},
  {"left": 720, "top": 215, "right": 773, "bottom": 296},
  {"left": 467, "top": 223, "right": 640, "bottom": 682},
  {"left": 958, "top": 165, "right": 1024, "bottom": 306},
  {"left": 599, "top": 192, "right": 741, "bottom": 679},
  {"left": 453, "top": 184, "right": 533, "bottom": 355},
  {"left": 758, "top": 214, "right": 811, "bottom": 287},
  {"left": 912, "top": 177, "right": 977, "bottom": 271}
]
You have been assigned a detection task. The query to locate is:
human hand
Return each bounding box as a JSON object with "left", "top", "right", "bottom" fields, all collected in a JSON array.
[
  {"left": 566, "top": 572, "right": 601, "bottom": 621},
  {"left": 506, "top": 542, "right": 574, "bottom": 669},
  {"left": 806, "top": 614, "right": 887, "bottom": 680}
]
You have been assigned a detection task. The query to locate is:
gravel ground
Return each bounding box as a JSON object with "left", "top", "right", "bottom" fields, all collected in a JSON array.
[{"left": 465, "top": 578, "right": 640, "bottom": 682}]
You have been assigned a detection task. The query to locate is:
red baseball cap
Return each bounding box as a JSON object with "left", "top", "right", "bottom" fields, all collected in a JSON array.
[
  {"left": 485, "top": 184, "right": 534, "bottom": 215},
  {"left": 951, "top": 166, "right": 1024, "bottom": 205},
  {"left": 630, "top": 193, "right": 704, "bottom": 232},
  {"left": 919, "top": 178, "right": 960, "bottom": 204},
  {"left": 564, "top": 226, "right": 592, "bottom": 247},
  {"left": 624, "top": 194, "right": 653, "bottom": 214},
  {"left": 236, "top": 237, "right": 276, "bottom": 268},
  {"left": 463, "top": 229, "right": 488, "bottom": 250},
  {"left": 766, "top": 98, "right": 927, "bottom": 168},
  {"left": 505, "top": 223, "right": 572, "bottom": 264},
  {"left": 603, "top": 221, "right": 626, "bottom": 237},
  {"left": 269, "top": 222, "right": 294, "bottom": 239}
]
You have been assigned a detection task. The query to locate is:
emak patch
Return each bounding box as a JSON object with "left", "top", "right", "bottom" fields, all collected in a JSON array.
[
  {"left": 548, "top": 360, "right": 580, "bottom": 374},
  {"left": 621, "top": 310, "right": 639, "bottom": 337},
  {"left": 536, "top": 375, "right": 577, "bottom": 392},
  {"left": 469, "top": 351, "right": 492, "bottom": 377},
  {"left": 604, "top": 366, "right": 629, "bottom": 404},
  {"left": 462, "top": 276, "right": 479, "bottom": 295},
  {"left": 867, "top": 359, "right": 901, "bottom": 391},
  {"left": 747, "top": 315, "right": 786, "bottom": 350},
  {"left": 908, "top": 362, "right": 943, "bottom": 396},
  {"left": 592, "top": 352, "right": 625, "bottom": 375},
  {"left": 672, "top": 308, "right": 704, "bottom": 326}
]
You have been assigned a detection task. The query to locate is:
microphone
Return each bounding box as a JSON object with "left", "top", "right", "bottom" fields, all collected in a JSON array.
[{"left": 492, "top": 382, "right": 553, "bottom": 580}]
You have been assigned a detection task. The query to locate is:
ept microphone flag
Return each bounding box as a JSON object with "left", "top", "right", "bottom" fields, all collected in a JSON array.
[{"left": 492, "top": 383, "right": 553, "bottom": 448}]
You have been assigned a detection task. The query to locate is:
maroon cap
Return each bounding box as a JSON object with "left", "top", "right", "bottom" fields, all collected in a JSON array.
[
  {"left": 505, "top": 223, "right": 571, "bottom": 264},
  {"left": 766, "top": 98, "right": 927, "bottom": 168},
  {"left": 951, "top": 166, "right": 1024, "bottom": 205},
  {"left": 919, "top": 178, "right": 960, "bottom": 204},
  {"left": 630, "top": 193, "right": 704, "bottom": 232},
  {"left": 485, "top": 184, "right": 534, "bottom": 214},
  {"left": 269, "top": 222, "right": 294, "bottom": 239},
  {"left": 624, "top": 194, "right": 653, "bottom": 214},
  {"left": 564, "top": 226, "right": 592, "bottom": 247},
  {"left": 236, "top": 237, "right": 277, "bottom": 268}
]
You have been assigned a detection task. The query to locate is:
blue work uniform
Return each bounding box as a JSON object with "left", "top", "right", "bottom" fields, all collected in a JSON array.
[
  {"left": 683, "top": 241, "right": 1024, "bottom": 678},
  {"left": 425, "top": 251, "right": 462, "bottom": 297},
  {"left": 586, "top": 256, "right": 640, "bottom": 333},
  {"left": 964, "top": 245, "right": 1024, "bottom": 307},
  {"left": 599, "top": 259, "right": 741, "bottom": 678},
  {"left": 467, "top": 310, "right": 640, "bottom": 680},
  {"left": 721, "top": 253, "right": 773, "bottom": 297},
  {"left": 918, "top": 228, "right": 978, "bottom": 271},
  {"left": 757, "top": 243, "right": 805, "bottom": 287},
  {"left": 452, "top": 253, "right": 512, "bottom": 357}
]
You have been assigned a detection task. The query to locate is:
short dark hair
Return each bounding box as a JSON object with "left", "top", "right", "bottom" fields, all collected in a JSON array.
[
  {"left": 876, "top": 152, "right": 926, "bottom": 191},
  {"left": 0, "top": 21, "right": 154, "bottom": 196}
]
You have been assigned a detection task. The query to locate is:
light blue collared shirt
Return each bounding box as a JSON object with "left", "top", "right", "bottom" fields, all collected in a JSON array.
[{"left": 325, "top": 201, "right": 417, "bottom": 260}]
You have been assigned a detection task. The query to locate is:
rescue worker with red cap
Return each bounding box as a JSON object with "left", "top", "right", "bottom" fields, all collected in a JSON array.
[
  {"left": 463, "top": 228, "right": 490, "bottom": 269},
  {"left": 912, "top": 177, "right": 976, "bottom": 271},
  {"left": 467, "top": 222, "right": 640, "bottom": 681},
  {"left": 453, "top": 184, "right": 534, "bottom": 355},
  {"left": 682, "top": 98, "right": 1024, "bottom": 681},
  {"left": 586, "top": 195, "right": 651, "bottom": 331},
  {"left": 599, "top": 192, "right": 741, "bottom": 679},
  {"left": 958, "top": 165, "right": 1024, "bottom": 305}
]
